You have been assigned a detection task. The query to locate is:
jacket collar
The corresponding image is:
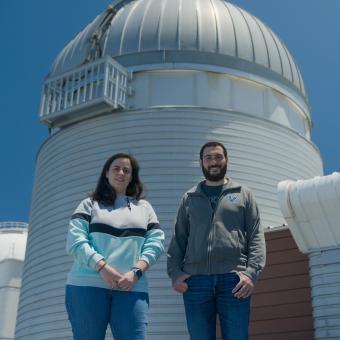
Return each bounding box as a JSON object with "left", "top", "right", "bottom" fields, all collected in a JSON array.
[{"left": 188, "top": 178, "right": 241, "bottom": 197}]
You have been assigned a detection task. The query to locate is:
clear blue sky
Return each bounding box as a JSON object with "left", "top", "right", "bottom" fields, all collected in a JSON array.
[{"left": 1, "top": 0, "right": 339, "bottom": 222}]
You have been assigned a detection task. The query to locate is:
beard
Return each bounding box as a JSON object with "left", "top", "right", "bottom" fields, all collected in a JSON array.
[{"left": 201, "top": 163, "right": 227, "bottom": 182}]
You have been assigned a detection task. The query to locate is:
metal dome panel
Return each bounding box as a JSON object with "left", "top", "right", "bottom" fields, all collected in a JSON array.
[{"left": 49, "top": 0, "right": 306, "bottom": 98}]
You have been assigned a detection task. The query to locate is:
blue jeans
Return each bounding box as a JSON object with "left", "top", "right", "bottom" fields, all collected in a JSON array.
[
  {"left": 65, "top": 285, "right": 149, "bottom": 340},
  {"left": 183, "top": 273, "right": 250, "bottom": 340}
]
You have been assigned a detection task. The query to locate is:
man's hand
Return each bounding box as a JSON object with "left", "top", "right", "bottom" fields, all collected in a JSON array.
[
  {"left": 173, "top": 274, "right": 190, "bottom": 293},
  {"left": 232, "top": 272, "right": 254, "bottom": 299}
]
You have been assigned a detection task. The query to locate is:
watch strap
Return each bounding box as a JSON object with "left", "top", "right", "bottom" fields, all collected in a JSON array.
[{"left": 131, "top": 267, "right": 143, "bottom": 280}]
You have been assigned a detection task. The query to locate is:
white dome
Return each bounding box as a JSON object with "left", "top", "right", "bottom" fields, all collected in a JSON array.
[
  {"left": 0, "top": 222, "right": 27, "bottom": 340},
  {"left": 0, "top": 222, "right": 28, "bottom": 262},
  {"left": 50, "top": 0, "right": 306, "bottom": 100}
]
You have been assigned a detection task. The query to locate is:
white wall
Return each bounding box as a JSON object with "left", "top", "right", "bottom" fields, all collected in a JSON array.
[
  {"left": 16, "top": 105, "right": 321, "bottom": 339},
  {"left": 129, "top": 69, "right": 310, "bottom": 138}
]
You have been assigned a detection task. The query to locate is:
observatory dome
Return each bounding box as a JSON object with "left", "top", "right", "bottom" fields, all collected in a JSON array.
[
  {"left": 0, "top": 222, "right": 28, "bottom": 340},
  {"left": 0, "top": 222, "right": 27, "bottom": 262},
  {"left": 17, "top": 1, "right": 323, "bottom": 339},
  {"left": 50, "top": 0, "right": 306, "bottom": 100}
]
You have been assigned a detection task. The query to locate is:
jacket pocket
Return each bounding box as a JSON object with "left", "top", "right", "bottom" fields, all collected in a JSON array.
[
  {"left": 184, "top": 228, "right": 209, "bottom": 264},
  {"left": 211, "top": 229, "right": 241, "bottom": 263}
]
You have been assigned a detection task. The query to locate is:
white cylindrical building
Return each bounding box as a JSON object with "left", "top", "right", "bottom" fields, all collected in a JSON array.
[
  {"left": 16, "top": 0, "right": 323, "bottom": 339},
  {"left": 0, "top": 222, "right": 28, "bottom": 340}
]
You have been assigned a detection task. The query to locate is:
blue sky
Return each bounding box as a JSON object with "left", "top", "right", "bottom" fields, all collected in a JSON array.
[{"left": 1, "top": 0, "right": 339, "bottom": 222}]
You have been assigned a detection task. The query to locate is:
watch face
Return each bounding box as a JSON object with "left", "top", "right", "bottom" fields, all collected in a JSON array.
[{"left": 132, "top": 268, "right": 142, "bottom": 279}]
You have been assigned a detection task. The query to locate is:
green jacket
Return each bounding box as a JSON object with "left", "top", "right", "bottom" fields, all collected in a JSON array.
[{"left": 167, "top": 179, "right": 266, "bottom": 283}]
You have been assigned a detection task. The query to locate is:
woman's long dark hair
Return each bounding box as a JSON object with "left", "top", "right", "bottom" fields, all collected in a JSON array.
[{"left": 90, "top": 153, "right": 143, "bottom": 205}]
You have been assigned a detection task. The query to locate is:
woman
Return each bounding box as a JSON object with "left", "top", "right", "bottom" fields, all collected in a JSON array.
[{"left": 65, "top": 153, "right": 165, "bottom": 340}]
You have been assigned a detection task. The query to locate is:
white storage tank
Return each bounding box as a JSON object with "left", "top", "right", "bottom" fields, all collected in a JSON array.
[
  {"left": 0, "top": 222, "right": 28, "bottom": 340},
  {"left": 15, "top": 0, "right": 323, "bottom": 339}
]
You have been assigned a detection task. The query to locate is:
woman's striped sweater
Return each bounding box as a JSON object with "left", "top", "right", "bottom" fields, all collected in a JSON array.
[{"left": 66, "top": 195, "right": 165, "bottom": 292}]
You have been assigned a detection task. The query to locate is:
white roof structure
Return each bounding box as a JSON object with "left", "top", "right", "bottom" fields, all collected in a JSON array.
[{"left": 277, "top": 172, "right": 340, "bottom": 253}]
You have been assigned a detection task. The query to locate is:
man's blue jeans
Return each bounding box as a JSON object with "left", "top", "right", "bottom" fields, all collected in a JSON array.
[
  {"left": 183, "top": 273, "right": 251, "bottom": 340},
  {"left": 65, "top": 285, "right": 149, "bottom": 340}
]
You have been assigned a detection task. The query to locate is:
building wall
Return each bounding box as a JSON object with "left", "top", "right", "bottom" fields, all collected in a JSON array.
[
  {"left": 16, "top": 107, "right": 320, "bottom": 339},
  {"left": 249, "top": 228, "right": 314, "bottom": 340},
  {"left": 129, "top": 70, "right": 310, "bottom": 139}
]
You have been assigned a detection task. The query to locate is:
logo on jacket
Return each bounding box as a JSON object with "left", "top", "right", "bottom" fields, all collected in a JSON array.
[{"left": 227, "top": 194, "right": 237, "bottom": 203}]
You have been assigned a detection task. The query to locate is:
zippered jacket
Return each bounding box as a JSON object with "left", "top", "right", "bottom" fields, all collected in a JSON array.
[
  {"left": 66, "top": 195, "right": 165, "bottom": 292},
  {"left": 167, "top": 179, "right": 266, "bottom": 283}
]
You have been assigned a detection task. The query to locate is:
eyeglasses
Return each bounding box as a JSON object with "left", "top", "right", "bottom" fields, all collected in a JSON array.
[
  {"left": 111, "top": 166, "right": 132, "bottom": 175},
  {"left": 202, "top": 154, "right": 225, "bottom": 162}
]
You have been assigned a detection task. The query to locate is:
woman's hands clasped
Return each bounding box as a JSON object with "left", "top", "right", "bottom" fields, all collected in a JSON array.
[
  {"left": 96, "top": 260, "right": 138, "bottom": 291},
  {"left": 98, "top": 262, "right": 123, "bottom": 289},
  {"left": 97, "top": 259, "right": 148, "bottom": 291},
  {"left": 116, "top": 271, "right": 138, "bottom": 291}
]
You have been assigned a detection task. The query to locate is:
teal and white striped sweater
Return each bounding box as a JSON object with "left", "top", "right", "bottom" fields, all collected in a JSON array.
[{"left": 66, "top": 195, "right": 165, "bottom": 292}]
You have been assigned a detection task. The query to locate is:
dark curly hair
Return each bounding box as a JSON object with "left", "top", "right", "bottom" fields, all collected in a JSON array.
[
  {"left": 90, "top": 153, "right": 143, "bottom": 205},
  {"left": 199, "top": 141, "right": 228, "bottom": 160}
]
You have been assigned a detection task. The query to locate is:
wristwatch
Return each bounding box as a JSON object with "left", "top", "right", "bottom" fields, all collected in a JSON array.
[{"left": 131, "top": 267, "right": 143, "bottom": 280}]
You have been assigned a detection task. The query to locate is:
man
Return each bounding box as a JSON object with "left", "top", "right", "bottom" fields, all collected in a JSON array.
[{"left": 167, "top": 141, "right": 266, "bottom": 340}]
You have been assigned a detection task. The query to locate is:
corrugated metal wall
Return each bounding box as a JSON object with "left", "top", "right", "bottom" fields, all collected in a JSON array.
[
  {"left": 309, "top": 249, "right": 340, "bottom": 339},
  {"left": 15, "top": 108, "right": 321, "bottom": 339}
]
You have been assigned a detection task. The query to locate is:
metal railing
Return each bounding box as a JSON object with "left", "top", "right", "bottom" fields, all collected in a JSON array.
[
  {"left": 0, "top": 222, "right": 28, "bottom": 229},
  {"left": 40, "top": 57, "right": 130, "bottom": 123}
]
